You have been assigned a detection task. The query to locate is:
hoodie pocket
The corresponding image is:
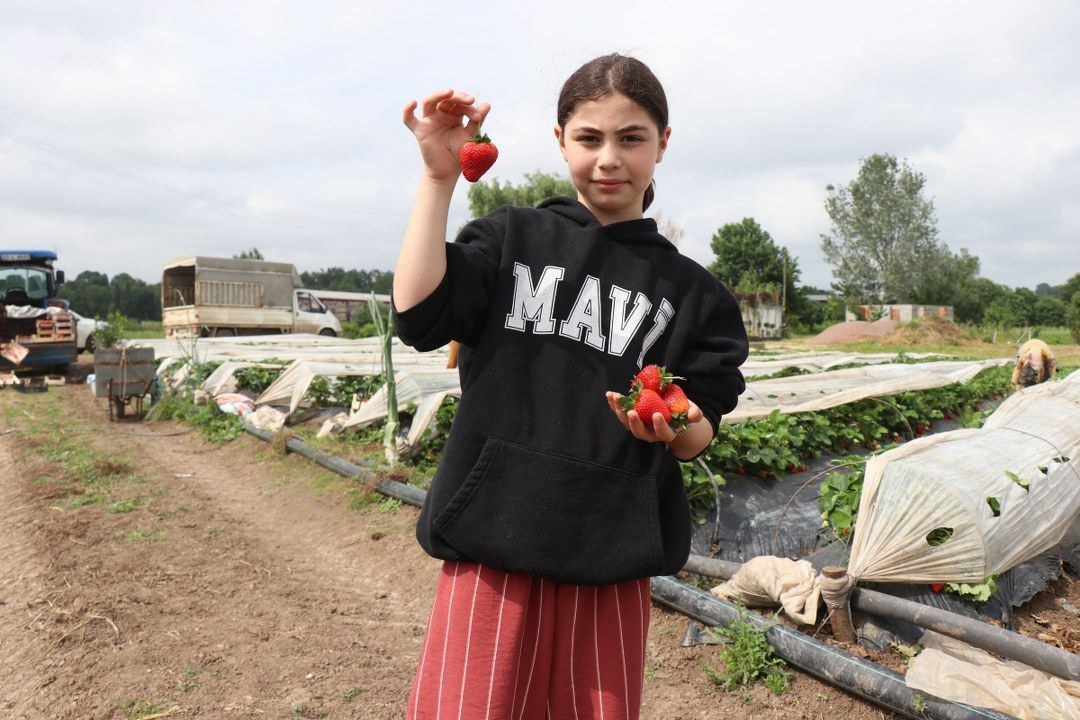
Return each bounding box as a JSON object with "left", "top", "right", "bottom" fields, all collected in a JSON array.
[{"left": 432, "top": 436, "right": 663, "bottom": 585}]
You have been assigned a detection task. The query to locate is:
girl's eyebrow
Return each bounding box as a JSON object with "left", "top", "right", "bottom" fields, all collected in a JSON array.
[{"left": 572, "top": 124, "right": 651, "bottom": 134}]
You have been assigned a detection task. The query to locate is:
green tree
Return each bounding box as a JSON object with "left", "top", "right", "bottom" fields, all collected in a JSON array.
[
  {"left": 1060, "top": 272, "right": 1080, "bottom": 306},
  {"left": 299, "top": 267, "right": 393, "bottom": 295},
  {"left": 60, "top": 271, "right": 112, "bottom": 318},
  {"left": 707, "top": 218, "right": 808, "bottom": 323},
  {"left": 953, "top": 277, "right": 1012, "bottom": 324},
  {"left": 983, "top": 295, "right": 1025, "bottom": 328},
  {"left": 1067, "top": 293, "right": 1080, "bottom": 343},
  {"left": 821, "top": 154, "right": 940, "bottom": 303},
  {"left": 1032, "top": 296, "right": 1067, "bottom": 327},
  {"left": 910, "top": 246, "right": 981, "bottom": 312},
  {"left": 233, "top": 248, "right": 264, "bottom": 260},
  {"left": 467, "top": 171, "right": 576, "bottom": 218}
]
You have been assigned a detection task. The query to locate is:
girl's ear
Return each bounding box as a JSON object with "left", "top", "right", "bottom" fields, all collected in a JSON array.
[
  {"left": 656, "top": 126, "right": 672, "bottom": 163},
  {"left": 554, "top": 124, "right": 566, "bottom": 160}
]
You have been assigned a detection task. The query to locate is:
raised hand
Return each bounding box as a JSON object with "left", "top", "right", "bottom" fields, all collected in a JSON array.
[{"left": 403, "top": 89, "right": 491, "bottom": 182}]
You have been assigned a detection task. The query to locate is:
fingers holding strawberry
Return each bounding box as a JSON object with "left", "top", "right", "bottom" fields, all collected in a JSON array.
[
  {"left": 403, "top": 89, "right": 492, "bottom": 182},
  {"left": 606, "top": 363, "right": 704, "bottom": 446}
]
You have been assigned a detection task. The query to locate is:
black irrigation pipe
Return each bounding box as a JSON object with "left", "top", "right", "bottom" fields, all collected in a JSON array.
[
  {"left": 244, "top": 426, "right": 1023, "bottom": 720},
  {"left": 651, "top": 577, "right": 1016, "bottom": 720},
  {"left": 243, "top": 425, "right": 426, "bottom": 507},
  {"left": 685, "top": 553, "right": 1080, "bottom": 683}
]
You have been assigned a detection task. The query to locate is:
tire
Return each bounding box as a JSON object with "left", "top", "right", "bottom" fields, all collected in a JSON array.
[
  {"left": 212, "top": 327, "right": 237, "bottom": 338},
  {"left": 84, "top": 335, "right": 96, "bottom": 355},
  {"left": 318, "top": 328, "right": 337, "bottom": 337}
]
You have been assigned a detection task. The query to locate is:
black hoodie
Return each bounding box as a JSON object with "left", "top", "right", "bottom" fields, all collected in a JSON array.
[{"left": 392, "top": 197, "right": 748, "bottom": 585}]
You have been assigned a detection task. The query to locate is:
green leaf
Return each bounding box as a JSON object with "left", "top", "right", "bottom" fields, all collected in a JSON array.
[
  {"left": 1005, "top": 470, "right": 1030, "bottom": 491},
  {"left": 986, "top": 497, "right": 1000, "bottom": 517},
  {"left": 926, "top": 527, "right": 953, "bottom": 547}
]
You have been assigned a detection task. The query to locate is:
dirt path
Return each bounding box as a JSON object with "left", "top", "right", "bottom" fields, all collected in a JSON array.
[{"left": 2, "top": 383, "right": 915, "bottom": 719}]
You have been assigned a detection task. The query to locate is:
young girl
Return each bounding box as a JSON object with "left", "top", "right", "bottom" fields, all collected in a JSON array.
[{"left": 394, "top": 54, "right": 747, "bottom": 720}]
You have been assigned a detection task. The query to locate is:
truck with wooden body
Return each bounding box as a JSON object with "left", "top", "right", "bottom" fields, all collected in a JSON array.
[
  {"left": 0, "top": 250, "right": 77, "bottom": 373},
  {"left": 161, "top": 255, "right": 342, "bottom": 338}
]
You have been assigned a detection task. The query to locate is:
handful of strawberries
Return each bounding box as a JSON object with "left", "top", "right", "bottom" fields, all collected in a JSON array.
[{"left": 619, "top": 364, "right": 690, "bottom": 433}]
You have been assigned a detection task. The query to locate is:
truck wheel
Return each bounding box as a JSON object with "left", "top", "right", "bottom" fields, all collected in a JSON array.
[
  {"left": 319, "top": 328, "right": 337, "bottom": 337},
  {"left": 213, "top": 328, "right": 237, "bottom": 337},
  {"left": 85, "top": 335, "right": 96, "bottom": 354}
]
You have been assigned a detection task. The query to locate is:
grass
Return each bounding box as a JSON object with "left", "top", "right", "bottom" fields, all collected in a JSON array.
[
  {"left": 4, "top": 390, "right": 141, "bottom": 508},
  {"left": 125, "top": 320, "right": 164, "bottom": 340},
  {"left": 783, "top": 332, "right": 1080, "bottom": 366}
]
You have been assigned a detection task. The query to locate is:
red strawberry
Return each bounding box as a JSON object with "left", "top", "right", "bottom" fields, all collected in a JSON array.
[
  {"left": 660, "top": 383, "right": 689, "bottom": 431},
  {"left": 459, "top": 131, "right": 498, "bottom": 182},
  {"left": 930, "top": 583, "right": 945, "bottom": 593},
  {"left": 633, "top": 364, "right": 679, "bottom": 393},
  {"left": 620, "top": 388, "right": 671, "bottom": 426}
]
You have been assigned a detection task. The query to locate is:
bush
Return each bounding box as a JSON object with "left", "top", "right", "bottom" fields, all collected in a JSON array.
[
  {"left": 93, "top": 311, "right": 130, "bottom": 349},
  {"left": 1068, "top": 294, "right": 1080, "bottom": 343}
]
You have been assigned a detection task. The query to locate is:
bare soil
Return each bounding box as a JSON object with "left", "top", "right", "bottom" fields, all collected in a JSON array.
[{"left": 1, "top": 381, "right": 1074, "bottom": 719}]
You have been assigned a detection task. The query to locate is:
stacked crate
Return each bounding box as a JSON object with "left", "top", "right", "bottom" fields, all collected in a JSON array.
[{"left": 36, "top": 311, "right": 76, "bottom": 341}]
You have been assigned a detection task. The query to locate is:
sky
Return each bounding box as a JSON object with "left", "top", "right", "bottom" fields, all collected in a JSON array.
[{"left": 1, "top": 1, "right": 1077, "bottom": 292}]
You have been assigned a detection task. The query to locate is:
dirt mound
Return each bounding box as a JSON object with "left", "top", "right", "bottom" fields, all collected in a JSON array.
[
  {"left": 808, "top": 318, "right": 898, "bottom": 344},
  {"left": 883, "top": 316, "right": 979, "bottom": 346}
]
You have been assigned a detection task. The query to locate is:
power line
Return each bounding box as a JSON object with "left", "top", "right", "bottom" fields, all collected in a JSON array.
[
  {"left": 0, "top": 148, "right": 405, "bottom": 235},
  {"left": 0, "top": 126, "right": 383, "bottom": 230},
  {"left": 0, "top": 97, "right": 409, "bottom": 216}
]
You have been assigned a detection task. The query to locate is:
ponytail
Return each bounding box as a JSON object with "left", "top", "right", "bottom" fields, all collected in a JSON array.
[{"left": 643, "top": 179, "right": 655, "bottom": 212}]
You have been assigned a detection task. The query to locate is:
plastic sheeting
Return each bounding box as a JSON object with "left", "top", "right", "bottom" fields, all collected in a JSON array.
[
  {"left": 725, "top": 359, "right": 1011, "bottom": 422},
  {"left": 905, "top": 631, "right": 1080, "bottom": 720},
  {"left": 342, "top": 369, "right": 460, "bottom": 430},
  {"left": 132, "top": 334, "right": 450, "bottom": 365},
  {"left": 847, "top": 370, "right": 1080, "bottom": 584},
  {"left": 255, "top": 360, "right": 381, "bottom": 413},
  {"left": 741, "top": 351, "right": 941, "bottom": 378}
]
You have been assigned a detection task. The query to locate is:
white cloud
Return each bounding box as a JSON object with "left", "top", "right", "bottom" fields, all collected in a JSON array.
[{"left": 0, "top": 0, "right": 1077, "bottom": 293}]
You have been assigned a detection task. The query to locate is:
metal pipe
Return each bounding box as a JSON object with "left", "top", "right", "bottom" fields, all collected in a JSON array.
[
  {"left": 243, "top": 425, "right": 425, "bottom": 507},
  {"left": 683, "top": 552, "right": 1080, "bottom": 682},
  {"left": 651, "top": 576, "right": 1015, "bottom": 720},
  {"left": 238, "top": 428, "right": 1037, "bottom": 716}
]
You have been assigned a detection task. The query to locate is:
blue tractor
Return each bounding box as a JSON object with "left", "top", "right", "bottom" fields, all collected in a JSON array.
[{"left": 0, "top": 250, "right": 77, "bottom": 373}]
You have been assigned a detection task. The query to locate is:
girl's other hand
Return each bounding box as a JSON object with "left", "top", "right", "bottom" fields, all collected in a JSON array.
[
  {"left": 403, "top": 89, "right": 491, "bottom": 183},
  {"left": 605, "top": 391, "right": 703, "bottom": 445}
]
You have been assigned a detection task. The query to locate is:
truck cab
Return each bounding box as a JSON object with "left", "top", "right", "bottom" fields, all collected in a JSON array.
[
  {"left": 293, "top": 290, "right": 339, "bottom": 335},
  {"left": 0, "top": 250, "right": 77, "bottom": 372}
]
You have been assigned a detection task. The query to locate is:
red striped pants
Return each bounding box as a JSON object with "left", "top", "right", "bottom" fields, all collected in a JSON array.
[{"left": 407, "top": 561, "right": 651, "bottom": 720}]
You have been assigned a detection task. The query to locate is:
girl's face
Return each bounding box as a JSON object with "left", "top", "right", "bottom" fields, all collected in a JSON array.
[{"left": 555, "top": 92, "right": 670, "bottom": 225}]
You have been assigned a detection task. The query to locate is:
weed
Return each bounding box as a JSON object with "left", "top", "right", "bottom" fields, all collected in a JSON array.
[
  {"left": 107, "top": 499, "right": 136, "bottom": 513},
  {"left": 149, "top": 392, "right": 244, "bottom": 443},
  {"left": 291, "top": 704, "right": 329, "bottom": 719},
  {"left": 124, "top": 525, "right": 166, "bottom": 542},
  {"left": 340, "top": 687, "right": 360, "bottom": 703},
  {"left": 119, "top": 698, "right": 172, "bottom": 719},
  {"left": 704, "top": 609, "right": 789, "bottom": 694},
  {"left": 912, "top": 692, "right": 929, "bottom": 714}
]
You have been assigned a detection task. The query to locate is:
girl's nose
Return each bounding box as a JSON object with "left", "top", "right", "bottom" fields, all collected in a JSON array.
[{"left": 597, "top": 142, "right": 621, "bottom": 169}]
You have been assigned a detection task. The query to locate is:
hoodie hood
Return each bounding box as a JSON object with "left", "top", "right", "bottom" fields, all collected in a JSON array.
[{"left": 537, "top": 196, "right": 676, "bottom": 250}]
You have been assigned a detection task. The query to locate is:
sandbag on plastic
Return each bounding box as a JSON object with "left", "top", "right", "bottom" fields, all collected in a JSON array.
[{"left": 710, "top": 556, "right": 821, "bottom": 625}]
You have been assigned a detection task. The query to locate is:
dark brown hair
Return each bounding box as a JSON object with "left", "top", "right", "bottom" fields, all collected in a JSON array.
[{"left": 557, "top": 54, "right": 669, "bottom": 211}]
